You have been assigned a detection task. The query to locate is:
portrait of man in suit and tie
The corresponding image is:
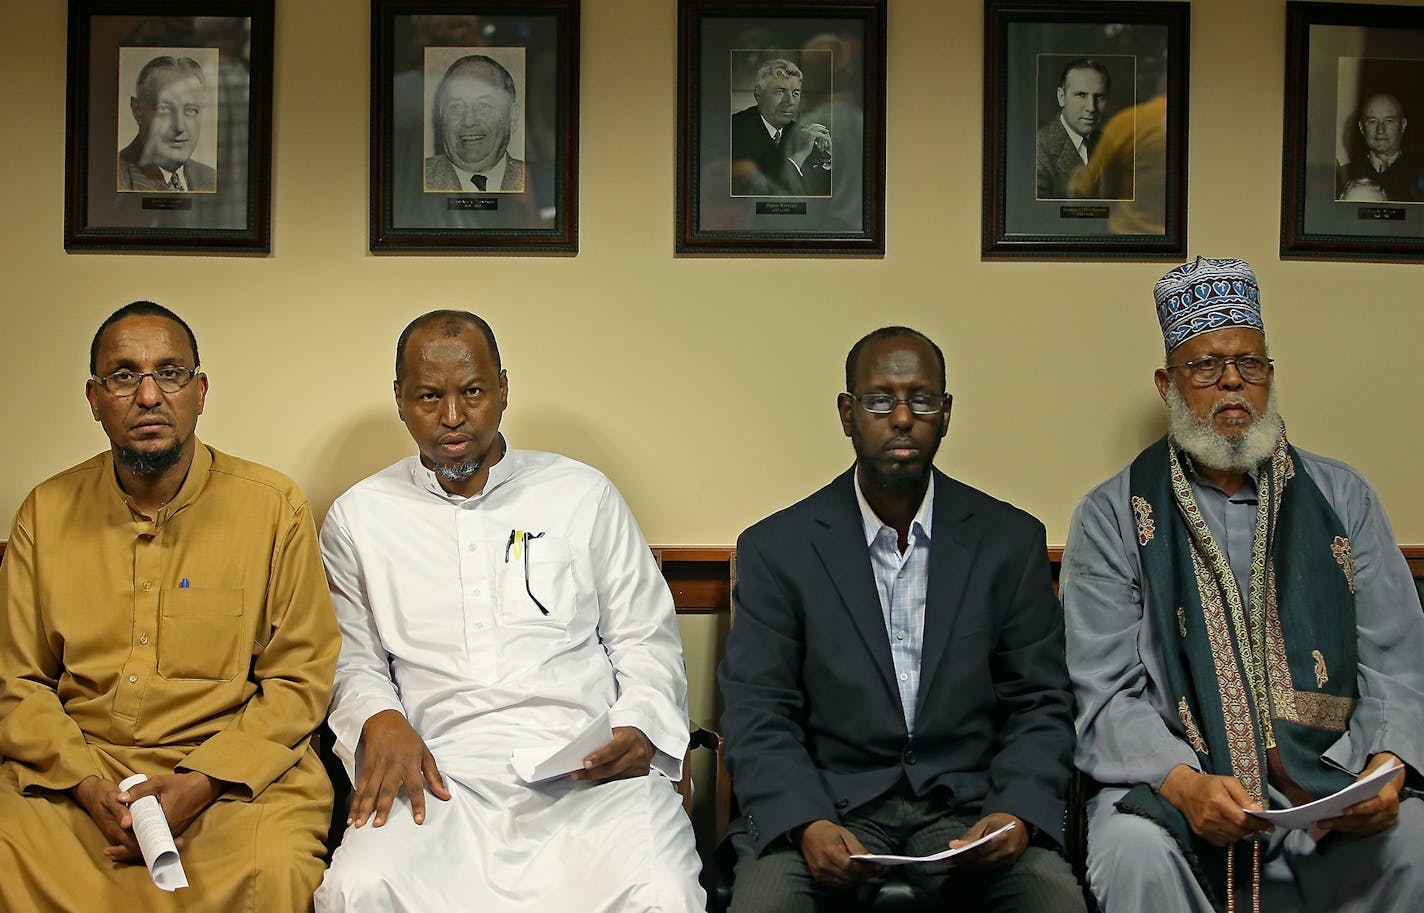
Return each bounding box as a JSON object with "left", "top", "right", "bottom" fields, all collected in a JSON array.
[
  {"left": 423, "top": 50, "right": 526, "bottom": 193},
  {"left": 730, "top": 55, "right": 832, "bottom": 198},
  {"left": 116, "top": 51, "right": 218, "bottom": 193},
  {"left": 1034, "top": 56, "right": 1134, "bottom": 202}
]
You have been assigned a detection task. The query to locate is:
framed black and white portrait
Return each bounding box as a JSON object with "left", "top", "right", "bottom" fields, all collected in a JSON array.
[
  {"left": 1282, "top": 2, "right": 1424, "bottom": 260},
  {"left": 370, "top": 0, "right": 578, "bottom": 253},
  {"left": 64, "top": 0, "right": 274, "bottom": 252},
  {"left": 982, "top": 1, "right": 1189, "bottom": 259},
  {"left": 676, "top": 0, "right": 886, "bottom": 255}
]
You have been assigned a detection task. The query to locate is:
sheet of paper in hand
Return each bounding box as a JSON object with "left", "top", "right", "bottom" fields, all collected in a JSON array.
[
  {"left": 118, "top": 774, "right": 189, "bottom": 891},
  {"left": 510, "top": 711, "right": 613, "bottom": 784},
  {"left": 1244, "top": 760, "right": 1404, "bottom": 829},
  {"left": 850, "top": 822, "right": 1017, "bottom": 866}
]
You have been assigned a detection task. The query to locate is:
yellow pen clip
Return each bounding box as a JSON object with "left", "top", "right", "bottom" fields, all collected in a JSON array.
[{"left": 513, "top": 529, "right": 524, "bottom": 560}]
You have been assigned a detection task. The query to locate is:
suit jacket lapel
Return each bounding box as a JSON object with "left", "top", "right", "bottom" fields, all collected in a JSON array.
[
  {"left": 810, "top": 471, "right": 901, "bottom": 705},
  {"left": 915, "top": 471, "right": 977, "bottom": 718}
]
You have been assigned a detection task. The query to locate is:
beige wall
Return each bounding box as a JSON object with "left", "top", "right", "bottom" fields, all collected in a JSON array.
[{"left": 3, "top": 0, "right": 1422, "bottom": 734}]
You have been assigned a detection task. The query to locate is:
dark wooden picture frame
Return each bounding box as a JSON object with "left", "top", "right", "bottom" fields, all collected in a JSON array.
[
  {"left": 676, "top": 0, "right": 886, "bottom": 256},
  {"left": 1281, "top": 2, "right": 1424, "bottom": 261},
  {"left": 982, "top": 0, "right": 1189, "bottom": 259},
  {"left": 370, "top": 0, "right": 579, "bottom": 254},
  {"left": 64, "top": 0, "right": 274, "bottom": 253}
]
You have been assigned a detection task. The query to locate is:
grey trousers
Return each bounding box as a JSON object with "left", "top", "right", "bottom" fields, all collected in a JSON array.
[
  {"left": 1086, "top": 786, "right": 1424, "bottom": 913},
  {"left": 729, "top": 784, "right": 1085, "bottom": 913}
]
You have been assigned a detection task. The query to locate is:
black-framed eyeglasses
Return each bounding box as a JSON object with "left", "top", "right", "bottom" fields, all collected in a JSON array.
[
  {"left": 91, "top": 366, "right": 200, "bottom": 397},
  {"left": 844, "top": 392, "right": 948, "bottom": 415},
  {"left": 1166, "top": 354, "right": 1273, "bottom": 387},
  {"left": 504, "top": 529, "right": 550, "bottom": 615}
]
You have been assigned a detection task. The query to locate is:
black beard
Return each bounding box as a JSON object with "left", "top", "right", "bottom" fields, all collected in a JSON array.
[
  {"left": 859, "top": 462, "right": 929, "bottom": 495},
  {"left": 117, "top": 442, "right": 183, "bottom": 477}
]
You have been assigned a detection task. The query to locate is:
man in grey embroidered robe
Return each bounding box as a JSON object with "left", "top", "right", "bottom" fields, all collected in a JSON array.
[{"left": 1061, "top": 256, "right": 1424, "bottom": 913}]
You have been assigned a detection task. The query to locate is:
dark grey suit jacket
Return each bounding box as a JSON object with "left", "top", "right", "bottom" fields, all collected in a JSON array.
[
  {"left": 729, "top": 105, "right": 831, "bottom": 197},
  {"left": 423, "top": 154, "right": 525, "bottom": 192},
  {"left": 117, "top": 138, "right": 216, "bottom": 192},
  {"left": 718, "top": 467, "right": 1074, "bottom": 855},
  {"left": 1034, "top": 117, "right": 1091, "bottom": 200}
]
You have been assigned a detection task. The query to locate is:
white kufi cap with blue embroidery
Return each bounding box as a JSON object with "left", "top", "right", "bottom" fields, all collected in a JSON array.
[{"left": 1154, "top": 256, "right": 1263, "bottom": 352}]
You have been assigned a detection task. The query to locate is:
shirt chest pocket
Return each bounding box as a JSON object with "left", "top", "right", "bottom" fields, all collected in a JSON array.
[
  {"left": 497, "top": 535, "right": 577, "bottom": 627},
  {"left": 158, "top": 588, "right": 245, "bottom": 682}
]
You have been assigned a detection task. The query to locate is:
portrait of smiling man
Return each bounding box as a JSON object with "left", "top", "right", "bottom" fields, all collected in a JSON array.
[
  {"left": 117, "top": 53, "right": 217, "bottom": 193},
  {"left": 423, "top": 52, "right": 526, "bottom": 193}
]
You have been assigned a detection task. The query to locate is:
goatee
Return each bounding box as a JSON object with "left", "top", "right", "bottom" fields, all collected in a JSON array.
[
  {"left": 117, "top": 442, "right": 183, "bottom": 477},
  {"left": 433, "top": 455, "right": 485, "bottom": 483}
]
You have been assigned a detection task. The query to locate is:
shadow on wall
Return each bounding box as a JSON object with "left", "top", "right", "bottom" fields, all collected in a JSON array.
[{"left": 307, "top": 410, "right": 414, "bottom": 520}]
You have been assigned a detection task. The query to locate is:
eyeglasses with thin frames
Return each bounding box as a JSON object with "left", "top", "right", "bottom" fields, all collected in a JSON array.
[
  {"left": 843, "top": 392, "right": 948, "bottom": 415},
  {"left": 91, "top": 366, "right": 200, "bottom": 397},
  {"left": 1165, "top": 354, "right": 1272, "bottom": 387}
]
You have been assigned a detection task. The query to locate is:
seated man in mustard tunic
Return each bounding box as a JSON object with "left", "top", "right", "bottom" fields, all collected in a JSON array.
[{"left": 0, "top": 301, "right": 340, "bottom": 913}]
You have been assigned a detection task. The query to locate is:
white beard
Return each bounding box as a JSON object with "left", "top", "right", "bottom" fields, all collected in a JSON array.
[{"left": 1166, "top": 382, "right": 1283, "bottom": 473}]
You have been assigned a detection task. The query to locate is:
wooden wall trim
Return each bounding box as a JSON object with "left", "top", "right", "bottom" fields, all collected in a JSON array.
[
  {"left": 653, "top": 544, "right": 1424, "bottom": 613},
  {"left": 0, "top": 541, "right": 1417, "bottom": 606}
]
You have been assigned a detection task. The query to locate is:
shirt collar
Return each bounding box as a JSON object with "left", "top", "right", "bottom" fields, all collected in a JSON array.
[
  {"left": 104, "top": 438, "right": 213, "bottom": 526},
  {"left": 1368, "top": 149, "right": 1402, "bottom": 172},
  {"left": 158, "top": 163, "right": 188, "bottom": 187},
  {"left": 1059, "top": 114, "right": 1089, "bottom": 152},
  {"left": 758, "top": 114, "right": 782, "bottom": 140},
  {"left": 853, "top": 471, "right": 934, "bottom": 546},
  {"left": 409, "top": 434, "right": 516, "bottom": 503},
  {"left": 1177, "top": 447, "right": 1259, "bottom": 500},
  {"left": 448, "top": 153, "right": 509, "bottom": 191}
]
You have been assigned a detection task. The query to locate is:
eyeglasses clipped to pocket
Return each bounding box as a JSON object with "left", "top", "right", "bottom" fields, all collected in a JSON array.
[{"left": 499, "top": 530, "right": 576, "bottom": 626}]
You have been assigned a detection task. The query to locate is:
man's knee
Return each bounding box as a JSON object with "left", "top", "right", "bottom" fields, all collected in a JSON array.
[
  {"left": 996, "top": 846, "right": 1087, "bottom": 913},
  {"left": 1088, "top": 807, "right": 1183, "bottom": 880},
  {"left": 727, "top": 834, "right": 823, "bottom": 913}
]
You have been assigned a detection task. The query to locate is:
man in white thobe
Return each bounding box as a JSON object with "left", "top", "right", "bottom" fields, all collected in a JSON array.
[{"left": 314, "top": 310, "right": 705, "bottom": 912}]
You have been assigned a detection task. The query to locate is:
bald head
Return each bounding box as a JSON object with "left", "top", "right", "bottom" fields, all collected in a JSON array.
[{"left": 395, "top": 310, "right": 500, "bottom": 381}]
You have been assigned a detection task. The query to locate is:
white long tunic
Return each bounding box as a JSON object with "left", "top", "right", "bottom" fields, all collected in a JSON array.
[{"left": 316, "top": 447, "right": 703, "bottom": 912}]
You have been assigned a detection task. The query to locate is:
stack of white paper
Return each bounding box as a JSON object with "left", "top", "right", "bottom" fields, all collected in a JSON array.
[
  {"left": 851, "top": 822, "right": 1017, "bottom": 866},
  {"left": 118, "top": 774, "right": 188, "bottom": 891},
  {"left": 1243, "top": 760, "right": 1403, "bottom": 829},
  {"left": 510, "top": 711, "right": 614, "bottom": 784}
]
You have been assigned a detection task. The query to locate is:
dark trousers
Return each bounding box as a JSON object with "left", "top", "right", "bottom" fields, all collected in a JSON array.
[{"left": 729, "top": 781, "right": 1084, "bottom": 913}]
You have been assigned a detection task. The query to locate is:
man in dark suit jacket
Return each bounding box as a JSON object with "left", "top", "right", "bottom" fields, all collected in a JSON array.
[
  {"left": 718, "top": 327, "right": 1083, "bottom": 913},
  {"left": 730, "top": 58, "right": 830, "bottom": 197},
  {"left": 117, "top": 56, "right": 216, "bottom": 193},
  {"left": 1335, "top": 92, "right": 1424, "bottom": 202},
  {"left": 1035, "top": 58, "right": 1125, "bottom": 201}
]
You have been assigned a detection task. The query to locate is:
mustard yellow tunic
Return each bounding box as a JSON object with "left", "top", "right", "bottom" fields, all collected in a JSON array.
[{"left": 0, "top": 443, "right": 340, "bottom": 913}]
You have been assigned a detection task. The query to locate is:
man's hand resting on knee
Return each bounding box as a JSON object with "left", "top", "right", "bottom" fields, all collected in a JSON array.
[
  {"left": 797, "top": 820, "right": 883, "bottom": 889},
  {"left": 1159, "top": 765, "right": 1273, "bottom": 847},
  {"left": 351, "top": 709, "right": 451, "bottom": 828}
]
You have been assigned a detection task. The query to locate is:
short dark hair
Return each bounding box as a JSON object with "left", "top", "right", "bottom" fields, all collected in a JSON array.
[
  {"left": 845, "top": 326, "right": 946, "bottom": 393},
  {"left": 1057, "top": 57, "right": 1111, "bottom": 94},
  {"left": 135, "top": 55, "right": 205, "bottom": 100},
  {"left": 89, "top": 301, "right": 199, "bottom": 375},
  {"left": 395, "top": 310, "right": 501, "bottom": 381}
]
